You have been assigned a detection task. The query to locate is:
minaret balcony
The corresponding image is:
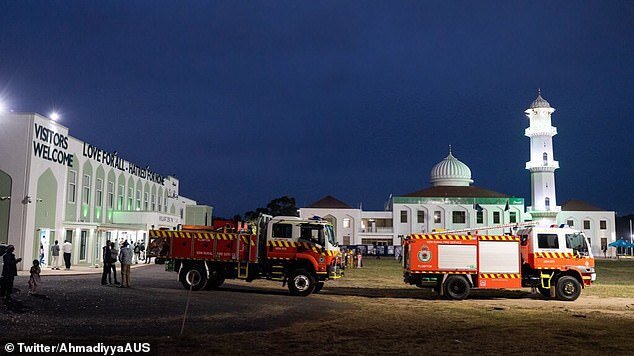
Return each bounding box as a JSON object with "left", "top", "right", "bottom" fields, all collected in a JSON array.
[
  {"left": 525, "top": 126, "right": 557, "bottom": 137},
  {"left": 525, "top": 160, "right": 559, "bottom": 171}
]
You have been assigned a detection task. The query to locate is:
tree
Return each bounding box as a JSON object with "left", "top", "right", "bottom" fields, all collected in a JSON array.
[{"left": 244, "top": 196, "right": 299, "bottom": 221}]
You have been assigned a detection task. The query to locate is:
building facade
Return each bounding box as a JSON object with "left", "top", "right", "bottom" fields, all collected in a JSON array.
[
  {"left": 299, "top": 92, "right": 616, "bottom": 257},
  {"left": 300, "top": 149, "right": 525, "bottom": 248},
  {"left": 0, "top": 112, "right": 212, "bottom": 270}
]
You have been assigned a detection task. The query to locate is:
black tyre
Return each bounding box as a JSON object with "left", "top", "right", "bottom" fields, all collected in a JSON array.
[
  {"left": 288, "top": 268, "right": 315, "bottom": 296},
  {"left": 538, "top": 286, "right": 552, "bottom": 299},
  {"left": 180, "top": 264, "right": 207, "bottom": 291},
  {"left": 204, "top": 268, "right": 225, "bottom": 290},
  {"left": 313, "top": 282, "right": 324, "bottom": 294},
  {"left": 443, "top": 276, "right": 470, "bottom": 300},
  {"left": 555, "top": 276, "right": 582, "bottom": 301}
]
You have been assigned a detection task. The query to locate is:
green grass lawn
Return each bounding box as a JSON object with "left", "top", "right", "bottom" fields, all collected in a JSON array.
[{"left": 589, "top": 259, "right": 634, "bottom": 298}]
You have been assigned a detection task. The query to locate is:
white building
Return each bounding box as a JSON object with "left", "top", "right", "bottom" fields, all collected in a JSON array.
[
  {"left": 0, "top": 112, "right": 212, "bottom": 270},
  {"left": 301, "top": 148, "right": 525, "bottom": 249},
  {"left": 300, "top": 92, "right": 616, "bottom": 257}
]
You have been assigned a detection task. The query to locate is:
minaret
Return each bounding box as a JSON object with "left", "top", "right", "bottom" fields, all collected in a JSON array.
[{"left": 525, "top": 89, "right": 560, "bottom": 226}]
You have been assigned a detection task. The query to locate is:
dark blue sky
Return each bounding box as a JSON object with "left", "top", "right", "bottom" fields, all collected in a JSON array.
[{"left": 1, "top": 2, "right": 632, "bottom": 216}]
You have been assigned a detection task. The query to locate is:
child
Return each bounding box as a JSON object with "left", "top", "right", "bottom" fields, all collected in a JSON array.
[{"left": 28, "top": 260, "right": 41, "bottom": 295}]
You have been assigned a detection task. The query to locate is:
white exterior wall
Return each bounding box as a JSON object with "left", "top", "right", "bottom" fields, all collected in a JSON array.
[
  {"left": 0, "top": 112, "right": 200, "bottom": 270},
  {"left": 557, "top": 211, "right": 617, "bottom": 257},
  {"left": 299, "top": 207, "right": 362, "bottom": 245},
  {"left": 393, "top": 202, "right": 524, "bottom": 236}
]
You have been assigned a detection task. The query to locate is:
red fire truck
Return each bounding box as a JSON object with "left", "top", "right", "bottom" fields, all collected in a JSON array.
[
  {"left": 403, "top": 224, "right": 595, "bottom": 301},
  {"left": 148, "top": 215, "right": 342, "bottom": 296}
]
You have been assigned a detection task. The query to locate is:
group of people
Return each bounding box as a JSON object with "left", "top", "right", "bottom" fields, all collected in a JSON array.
[
  {"left": 1, "top": 245, "right": 43, "bottom": 300},
  {"left": 340, "top": 250, "right": 363, "bottom": 269},
  {"left": 101, "top": 240, "right": 135, "bottom": 288},
  {"left": 47, "top": 240, "right": 73, "bottom": 270}
]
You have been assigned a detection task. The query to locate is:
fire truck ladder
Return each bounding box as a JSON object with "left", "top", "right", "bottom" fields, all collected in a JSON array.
[
  {"left": 237, "top": 234, "right": 250, "bottom": 279},
  {"left": 430, "top": 221, "right": 539, "bottom": 235}
]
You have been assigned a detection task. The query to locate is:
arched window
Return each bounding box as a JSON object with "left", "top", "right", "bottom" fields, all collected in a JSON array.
[
  {"left": 543, "top": 152, "right": 548, "bottom": 165},
  {"left": 545, "top": 197, "right": 550, "bottom": 210}
]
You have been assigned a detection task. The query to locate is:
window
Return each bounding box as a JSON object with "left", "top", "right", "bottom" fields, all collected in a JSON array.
[
  {"left": 452, "top": 211, "right": 466, "bottom": 224},
  {"left": 180, "top": 208, "right": 184, "bottom": 219},
  {"left": 538, "top": 233, "right": 559, "bottom": 249},
  {"left": 476, "top": 211, "right": 484, "bottom": 224},
  {"left": 566, "top": 219, "right": 574, "bottom": 227},
  {"left": 151, "top": 194, "right": 156, "bottom": 211},
  {"left": 80, "top": 230, "right": 87, "bottom": 260},
  {"left": 493, "top": 211, "right": 501, "bottom": 224},
  {"left": 127, "top": 187, "right": 133, "bottom": 210},
  {"left": 433, "top": 211, "right": 441, "bottom": 224},
  {"left": 144, "top": 191, "right": 149, "bottom": 210},
  {"left": 545, "top": 197, "right": 550, "bottom": 210},
  {"left": 136, "top": 190, "right": 141, "bottom": 210},
  {"left": 65, "top": 229, "right": 73, "bottom": 244},
  {"left": 272, "top": 223, "right": 293, "bottom": 239},
  {"left": 163, "top": 196, "right": 167, "bottom": 212},
  {"left": 601, "top": 238, "right": 607, "bottom": 252},
  {"left": 600, "top": 220, "right": 607, "bottom": 230},
  {"left": 343, "top": 218, "right": 351, "bottom": 228},
  {"left": 82, "top": 175, "right": 91, "bottom": 205},
  {"left": 417, "top": 210, "right": 425, "bottom": 224},
  {"left": 107, "top": 181, "right": 114, "bottom": 209},
  {"left": 583, "top": 220, "right": 591, "bottom": 230},
  {"left": 509, "top": 211, "right": 517, "bottom": 223},
  {"left": 543, "top": 152, "right": 548, "bottom": 165},
  {"left": 96, "top": 178, "right": 103, "bottom": 207},
  {"left": 343, "top": 236, "right": 350, "bottom": 245},
  {"left": 400, "top": 210, "right": 407, "bottom": 223},
  {"left": 68, "top": 170, "right": 77, "bottom": 203},
  {"left": 565, "top": 234, "right": 588, "bottom": 254}
]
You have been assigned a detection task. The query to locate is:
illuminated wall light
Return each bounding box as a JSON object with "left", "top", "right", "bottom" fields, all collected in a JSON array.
[{"left": 49, "top": 111, "right": 60, "bottom": 120}]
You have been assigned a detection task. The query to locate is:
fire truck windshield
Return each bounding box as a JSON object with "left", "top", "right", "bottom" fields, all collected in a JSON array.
[
  {"left": 325, "top": 225, "right": 337, "bottom": 247},
  {"left": 565, "top": 233, "right": 589, "bottom": 255}
]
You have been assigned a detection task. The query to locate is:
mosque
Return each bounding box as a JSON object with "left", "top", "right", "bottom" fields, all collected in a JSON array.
[{"left": 299, "top": 92, "right": 616, "bottom": 257}]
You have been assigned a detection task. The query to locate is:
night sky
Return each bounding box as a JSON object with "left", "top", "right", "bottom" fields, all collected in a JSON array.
[{"left": 1, "top": 2, "right": 632, "bottom": 216}]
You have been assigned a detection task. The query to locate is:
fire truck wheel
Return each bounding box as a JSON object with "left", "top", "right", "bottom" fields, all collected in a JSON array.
[
  {"left": 555, "top": 276, "right": 582, "bottom": 301},
  {"left": 181, "top": 265, "right": 207, "bottom": 291},
  {"left": 443, "top": 276, "right": 470, "bottom": 300},
  {"left": 288, "top": 269, "right": 315, "bottom": 296},
  {"left": 313, "top": 282, "right": 324, "bottom": 294}
]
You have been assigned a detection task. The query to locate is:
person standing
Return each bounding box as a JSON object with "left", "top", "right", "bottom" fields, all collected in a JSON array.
[
  {"left": 109, "top": 242, "right": 120, "bottom": 285},
  {"left": 50, "top": 240, "right": 61, "bottom": 270},
  {"left": 1, "top": 245, "right": 22, "bottom": 300},
  {"left": 133, "top": 243, "right": 140, "bottom": 264},
  {"left": 28, "top": 260, "right": 41, "bottom": 295},
  {"left": 119, "top": 241, "right": 133, "bottom": 288},
  {"left": 101, "top": 242, "right": 112, "bottom": 285},
  {"left": 62, "top": 240, "right": 72, "bottom": 270}
]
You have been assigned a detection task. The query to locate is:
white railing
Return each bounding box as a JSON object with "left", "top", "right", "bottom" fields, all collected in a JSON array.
[{"left": 361, "top": 227, "right": 394, "bottom": 233}]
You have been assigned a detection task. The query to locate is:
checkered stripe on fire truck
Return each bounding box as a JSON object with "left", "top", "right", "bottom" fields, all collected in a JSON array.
[
  {"left": 408, "top": 271, "right": 472, "bottom": 274},
  {"left": 409, "top": 234, "right": 475, "bottom": 240},
  {"left": 533, "top": 252, "right": 576, "bottom": 258},
  {"left": 266, "top": 241, "right": 340, "bottom": 256},
  {"left": 479, "top": 273, "right": 521, "bottom": 279},
  {"left": 148, "top": 230, "right": 256, "bottom": 245},
  {"left": 477, "top": 235, "right": 520, "bottom": 241}
]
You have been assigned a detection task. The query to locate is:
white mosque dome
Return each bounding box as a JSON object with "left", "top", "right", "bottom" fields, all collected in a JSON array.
[
  {"left": 529, "top": 89, "right": 551, "bottom": 109},
  {"left": 430, "top": 147, "right": 474, "bottom": 187}
]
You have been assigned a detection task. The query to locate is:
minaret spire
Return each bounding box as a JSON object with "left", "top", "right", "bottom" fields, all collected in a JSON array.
[{"left": 525, "top": 90, "right": 560, "bottom": 226}]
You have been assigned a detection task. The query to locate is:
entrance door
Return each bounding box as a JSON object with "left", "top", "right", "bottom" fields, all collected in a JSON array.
[{"left": 39, "top": 229, "right": 49, "bottom": 267}]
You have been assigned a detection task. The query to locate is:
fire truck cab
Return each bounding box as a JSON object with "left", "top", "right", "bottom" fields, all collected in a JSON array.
[{"left": 517, "top": 226, "right": 595, "bottom": 300}]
